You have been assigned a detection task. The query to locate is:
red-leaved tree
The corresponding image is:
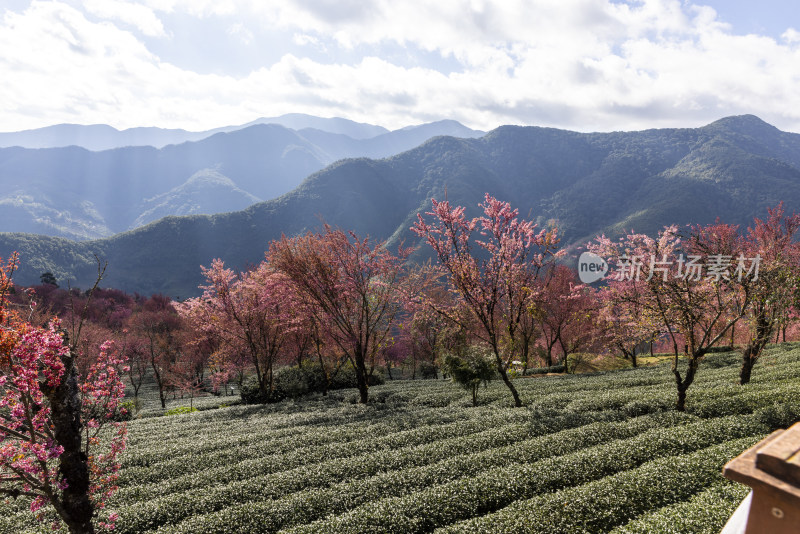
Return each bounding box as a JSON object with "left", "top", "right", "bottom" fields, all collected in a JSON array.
[{"left": 269, "top": 226, "right": 409, "bottom": 404}]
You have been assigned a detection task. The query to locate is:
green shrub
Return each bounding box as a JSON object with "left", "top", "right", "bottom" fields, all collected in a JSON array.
[
  {"left": 524, "top": 364, "right": 566, "bottom": 375},
  {"left": 274, "top": 366, "right": 315, "bottom": 398},
  {"left": 284, "top": 416, "right": 763, "bottom": 534},
  {"left": 164, "top": 406, "right": 198, "bottom": 417},
  {"left": 113, "top": 400, "right": 136, "bottom": 421},
  {"left": 155, "top": 413, "right": 686, "bottom": 534},
  {"left": 418, "top": 361, "right": 439, "bottom": 379},
  {"left": 239, "top": 376, "right": 284, "bottom": 404},
  {"left": 329, "top": 362, "right": 385, "bottom": 390},
  {"left": 611, "top": 480, "right": 749, "bottom": 533},
  {"left": 267, "top": 362, "right": 386, "bottom": 400},
  {"left": 443, "top": 347, "right": 496, "bottom": 406}
]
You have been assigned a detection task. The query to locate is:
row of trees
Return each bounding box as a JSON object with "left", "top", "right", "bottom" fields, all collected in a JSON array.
[
  {"left": 177, "top": 195, "right": 800, "bottom": 412},
  {"left": 17, "top": 283, "right": 208, "bottom": 411},
  {"left": 12, "top": 197, "right": 800, "bottom": 415},
  {"left": 2, "top": 194, "right": 799, "bottom": 532},
  {"left": 591, "top": 204, "right": 800, "bottom": 410}
]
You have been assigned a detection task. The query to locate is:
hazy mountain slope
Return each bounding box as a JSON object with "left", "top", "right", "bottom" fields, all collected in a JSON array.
[
  {"left": 0, "top": 125, "right": 321, "bottom": 238},
  {"left": 296, "top": 120, "right": 485, "bottom": 160},
  {"left": 132, "top": 170, "right": 261, "bottom": 228},
  {"left": 2, "top": 115, "right": 799, "bottom": 298},
  {"left": 0, "top": 121, "right": 482, "bottom": 239}
]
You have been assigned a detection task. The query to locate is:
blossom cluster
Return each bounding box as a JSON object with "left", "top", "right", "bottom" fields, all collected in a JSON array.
[{"left": 0, "top": 320, "right": 69, "bottom": 517}]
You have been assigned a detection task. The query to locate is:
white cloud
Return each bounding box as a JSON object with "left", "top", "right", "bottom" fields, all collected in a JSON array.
[
  {"left": 1, "top": 0, "right": 800, "bottom": 133},
  {"left": 82, "top": 0, "right": 166, "bottom": 37},
  {"left": 292, "top": 33, "right": 320, "bottom": 47},
  {"left": 782, "top": 28, "right": 800, "bottom": 43},
  {"left": 226, "top": 22, "right": 253, "bottom": 45}
]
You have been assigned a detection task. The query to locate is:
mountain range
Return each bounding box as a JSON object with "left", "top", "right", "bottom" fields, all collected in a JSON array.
[
  {"left": 1, "top": 114, "right": 799, "bottom": 298},
  {"left": 0, "top": 113, "right": 390, "bottom": 151},
  {"left": 0, "top": 116, "right": 484, "bottom": 239}
]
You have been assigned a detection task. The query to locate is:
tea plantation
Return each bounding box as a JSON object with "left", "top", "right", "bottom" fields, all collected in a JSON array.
[{"left": 5, "top": 346, "right": 800, "bottom": 533}]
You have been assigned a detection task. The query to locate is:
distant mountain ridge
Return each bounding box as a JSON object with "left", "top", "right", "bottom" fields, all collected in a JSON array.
[
  {"left": 2, "top": 114, "right": 799, "bottom": 298},
  {"left": 0, "top": 118, "right": 485, "bottom": 239},
  {"left": 0, "top": 113, "right": 392, "bottom": 151}
]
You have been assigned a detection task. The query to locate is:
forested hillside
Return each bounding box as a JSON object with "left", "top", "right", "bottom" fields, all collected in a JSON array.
[{"left": 2, "top": 114, "right": 799, "bottom": 297}]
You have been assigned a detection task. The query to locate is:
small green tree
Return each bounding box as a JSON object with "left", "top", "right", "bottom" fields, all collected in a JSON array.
[
  {"left": 443, "top": 346, "right": 496, "bottom": 406},
  {"left": 40, "top": 271, "right": 58, "bottom": 287}
]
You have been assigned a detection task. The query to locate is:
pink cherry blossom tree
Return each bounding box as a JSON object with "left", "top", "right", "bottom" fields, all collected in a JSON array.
[
  {"left": 590, "top": 223, "right": 751, "bottom": 410},
  {"left": 269, "top": 226, "right": 410, "bottom": 404},
  {"left": 532, "top": 265, "right": 600, "bottom": 370},
  {"left": 178, "top": 260, "right": 297, "bottom": 401},
  {"left": 412, "top": 193, "right": 561, "bottom": 407},
  {"left": 0, "top": 254, "right": 128, "bottom": 533},
  {"left": 736, "top": 204, "right": 800, "bottom": 384},
  {"left": 596, "top": 278, "right": 660, "bottom": 368}
]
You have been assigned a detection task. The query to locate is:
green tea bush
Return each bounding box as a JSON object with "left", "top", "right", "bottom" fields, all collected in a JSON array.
[
  {"left": 284, "top": 417, "right": 765, "bottom": 534},
  {"left": 242, "top": 362, "right": 388, "bottom": 402},
  {"left": 440, "top": 437, "right": 759, "bottom": 533},
  {"left": 113, "top": 420, "right": 531, "bottom": 533},
  {"left": 113, "top": 411, "right": 517, "bottom": 503},
  {"left": 239, "top": 375, "right": 283, "bottom": 404},
  {"left": 418, "top": 361, "right": 439, "bottom": 379},
  {"left": 152, "top": 412, "right": 688, "bottom": 534},
  {"left": 329, "top": 362, "right": 385, "bottom": 389},
  {"left": 273, "top": 365, "right": 318, "bottom": 398},
  {"left": 163, "top": 406, "right": 197, "bottom": 416},
  {"left": 610, "top": 480, "right": 749, "bottom": 534}
]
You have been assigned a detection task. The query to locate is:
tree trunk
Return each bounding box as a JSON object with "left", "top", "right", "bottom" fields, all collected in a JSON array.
[
  {"left": 675, "top": 383, "right": 687, "bottom": 412},
  {"left": 151, "top": 365, "right": 166, "bottom": 409},
  {"left": 519, "top": 340, "right": 527, "bottom": 375},
  {"left": 739, "top": 337, "right": 768, "bottom": 386},
  {"left": 630, "top": 349, "right": 637, "bottom": 368},
  {"left": 494, "top": 351, "right": 522, "bottom": 407},
  {"left": 673, "top": 356, "right": 699, "bottom": 412},
  {"left": 471, "top": 384, "right": 478, "bottom": 406},
  {"left": 314, "top": 344, "right": 330, "bottom": 396},
  {"left": 354, "top": 353, "right": 370, "bottom": 404},
  {"left": 543, "top": 338, "right": 555, "bottom": 367},
  {"left": 131, "top": 379, "right": 142, "bottom": 400},
  {"left": 739, "top": 351, "right": 754, "bottom": 385},
  {"left": 47, "top": 364, "right": 95, "bottom": 534}
]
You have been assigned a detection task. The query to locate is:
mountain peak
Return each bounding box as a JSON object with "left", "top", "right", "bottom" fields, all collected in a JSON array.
[
  {"left": 244, "top": 114, "right": 389, "bottom": 139},
  {"left": 705, "top": 114, "right": 780, "bottom": 135}
]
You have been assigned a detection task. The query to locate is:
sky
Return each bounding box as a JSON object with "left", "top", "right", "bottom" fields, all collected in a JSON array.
[{"left": 1, "top": 0, "right": 799, "bottom": 133}]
